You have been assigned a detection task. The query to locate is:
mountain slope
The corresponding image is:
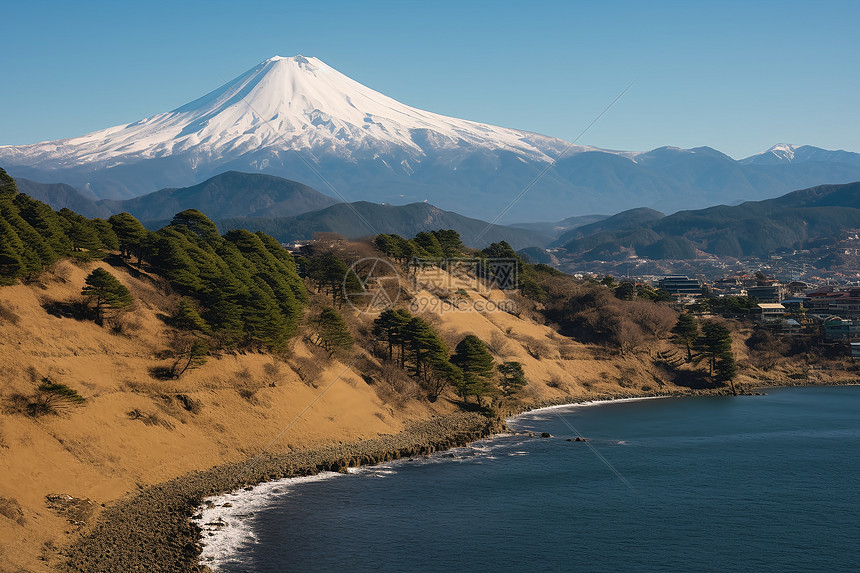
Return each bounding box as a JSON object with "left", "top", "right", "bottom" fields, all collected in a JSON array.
[
  {"left": 3, "top": 56, "right": 860, "bottom": 220},
  {"left": 561, "top": 181, "right": 860, "bottom": 259},
  {"left": 17, "top": 171, "right": 339, "bottom": 223},
  {"left": 14, "top": 178, "right": 103, "bottom": 215},
  {"left": 217, "top": 201, "right": 552, "bottom": 250},
  {"left": 552, "top": 207, "right": 665, "bottom": 246},
  {"left": 101, "top": 171, "right": 339, "bottom": 222},
  {"left": 741, "top": 144, "right": 860, "bottom": 166}
]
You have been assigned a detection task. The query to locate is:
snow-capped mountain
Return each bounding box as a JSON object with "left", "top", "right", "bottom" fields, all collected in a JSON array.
[
  {"left": 740, "top": 144, "right": 860, "bottom": 166},
  {"left": 6, "top": 56, "right": 584, "bottom": 168},
  {"left": 0, "top": 56, "right": 578, "bottom": 196},
  {"left": 2, "top": 56, "right": 860, "bottom": 221}
]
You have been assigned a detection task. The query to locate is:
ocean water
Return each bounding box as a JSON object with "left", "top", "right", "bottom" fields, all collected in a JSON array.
[{"left": 198, "top": 386, "right": 860, "bottom": 572}]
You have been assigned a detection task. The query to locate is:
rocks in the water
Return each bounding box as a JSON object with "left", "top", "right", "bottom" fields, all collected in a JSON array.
[{"left": 540, "top": 432, "right": 552, "bottom": 438}]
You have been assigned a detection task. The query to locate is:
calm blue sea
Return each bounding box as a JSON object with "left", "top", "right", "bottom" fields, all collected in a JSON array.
[{"left": 202, "top": 386, "right": 860, "bottom": 572}]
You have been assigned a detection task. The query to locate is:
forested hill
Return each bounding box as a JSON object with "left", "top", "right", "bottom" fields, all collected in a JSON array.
[
  {"left": 218, "top": 201, "right": 552, "bottom": 250},
  {"left": 18, "top": 171, "right": 340, "bottom": 222},
  {"left": 561, "top": 181, "right": 860, "bottom": 260},
  {"left": 0, "top": 168, "right": 306, "bottom": 349}
]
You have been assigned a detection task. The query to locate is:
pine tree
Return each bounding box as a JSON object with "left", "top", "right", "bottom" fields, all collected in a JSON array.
[
  {"left": 14, "top": 195, "right": 71, "bottom": 255},
  {"left": 173, "top": 298, "right": 210, "bottom": 332},
  {"left": 451, "top": 335, "right": 496, "bottom": 405},
  {"left": 404, "top": 317, "right": 448, "bottom": 380},
  {"left": 314, "top": 307, "right": 354, "bottom": 355},
  {"left": 81, "top": 268, "right": 133, "bottom": 324},
  {"left": 171, "top": 209, "right": 221, "bottom": 245},
  {"left": 150, "top": 234, "right": 202, "bottom": 292},
  {"left": 414, "top": 231, "right": 444, "bottom": 258},
  {"left": 672, "top": 313, "right": 699, "bottom": 361},
  {"left": 698, "top": 321, "right": 736, "bottom": 394},
  {"left": 372, "top": 308, "right": 412, "bottom": 361},
  {"left": 0, "top": 168, "right": 18, "bottom": 196},
  {"left": 498, "top": 361, "right": 527, "bottom": 397},
  {"left": 241, "top": 283, "right": 289, "bottom": 349},
  {"left": 424, "top": 360, "right": 462, "bottom": 402},
  {"left": 714, "top": 346, "right": 738, "bottom": 395},
  {"left": 108, "top": 213, "right": 148, "bottom": 260},
  {"left": 173, "top": 339, "right": 209, "bottom": 378},
  {"left": 0, "top": 216, "right": 25, "bottom": 282},
  {"left": 433, "top": 229, "right": 464, "bottom": 258},
  {"left": 91, "top": 218, "right": 120, "bottom": 251},
  {"left": 59, "top": 209, "right": 101, "bottom": 252}
]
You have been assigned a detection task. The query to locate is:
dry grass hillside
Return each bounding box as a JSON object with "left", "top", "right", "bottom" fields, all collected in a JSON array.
[
  {"left": 1, "top": 259, "right": 410, "bottom": 572},
  {"left": 5, "top": 250, "right": 847, "bottom": 572}
]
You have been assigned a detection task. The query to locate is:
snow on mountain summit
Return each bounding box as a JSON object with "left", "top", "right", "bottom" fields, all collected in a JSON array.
[
  {"left": 0, "top": 55, "right": 578, "bottom": 172},
  {"left": 740, "top": 143, "right": 860, "bottom": 166}
]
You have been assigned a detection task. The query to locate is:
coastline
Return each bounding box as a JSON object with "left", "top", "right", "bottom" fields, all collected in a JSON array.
[
  {"left": 193, "top": 394, "right": 676, "bottom": 570},
  {"left": 63, "top": 380, "right": 856, "bottom": 572},
  {"left": 63, "top": 412, "right": 504, "bottom": 573}
]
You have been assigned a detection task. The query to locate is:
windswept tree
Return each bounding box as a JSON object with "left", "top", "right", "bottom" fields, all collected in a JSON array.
[
  {"left": 404, "top": 316, "right": 448, "bottom": 381},
  {"left": 697, "top": 321, "right": 737, "bottom": 393},
  {"left": 313, "top": 307, "right": 354, "bottom": 355},
  {"left": 672, "top": 313, "right": 699, "bottom": 361},
  {"left": 0, "top": 217, "right": 25, "bottom": 281},
  {"left": 306, "top": 252, "right": 362, "bottom": 307},
  {"left": 172, "top": 298, "right": 210, "bottom": 333},
  {"left": 0, "top": 167, "right": 18, "bottom": 196},
  {"left": 498, "top": 361, "right": 527, "bottom": 398},
  {"left": 172, "top": 339, "right": 209, "bottom": 378},
  {"left": 108, "top": 212, "right": 148, "bottom": 262},
  {"left": 372, "top": 308, "right": 412, "bottom": 363},
  {"left": 451, "top": 335, "right": 496, "bottom": 405},
  {"left": 81, "top": 268, "right": 133, "bottom": 324},
  {"left": 25, "top": 378, "right": 86, "bottom": 417},
  {"left": 423, "top": 360, "right": 462, "bottom": 402},
  {"left": 59, "top": 209, "right": 101, "bottom": 252}
]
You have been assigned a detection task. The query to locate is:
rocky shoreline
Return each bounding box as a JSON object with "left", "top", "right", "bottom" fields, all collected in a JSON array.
[
  {"left": 62, "top": 380, "right": 857, "bottom": 572},
  {"left": 62, "top": 412, "right": 503, "bottom": 573}
]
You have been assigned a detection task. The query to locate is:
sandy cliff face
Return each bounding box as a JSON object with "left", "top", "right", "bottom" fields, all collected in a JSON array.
[{"left": 0, "top": 259, "right": 677, "bottom": 572}]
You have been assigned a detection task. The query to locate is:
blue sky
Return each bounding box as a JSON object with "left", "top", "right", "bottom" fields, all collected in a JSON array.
[{"left": 2, "top": 0, "right": 858, "bottom": 158}]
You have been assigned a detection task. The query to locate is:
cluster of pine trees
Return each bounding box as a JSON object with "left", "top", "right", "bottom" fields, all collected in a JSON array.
[
  {"left": 144, "top": 209, "right": 307, "bottom": 349},
  {"left": 373, "top": 229, "right": 466, "bottom": 262},
  {"left": 0, "top": 169, "right": 307, "bottom": 350},
  {"left": 0, "top": 169, "right": 119, "bottom": 283},
  {"left": 372, "top": 308, "right": 525, "bottom": 404},
  {"left": 373, "top": 228, "right": 541, "bottom": 295},
  {"left": 671, "top": 313, "right": 738, "bottom": 393}
]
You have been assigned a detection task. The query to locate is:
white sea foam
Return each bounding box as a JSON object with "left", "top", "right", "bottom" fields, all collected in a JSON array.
[
  {"left": 507, "top": 395, "right": 669, "bottom": 426},
  {"left": 192, "top": 418, "right": 567, "bottom": 569},
  {"left": 194, "top": 471, "right": 343, "bottom": 571}
]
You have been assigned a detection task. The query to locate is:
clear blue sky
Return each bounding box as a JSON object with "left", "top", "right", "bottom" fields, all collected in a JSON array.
[{"left": 2, "top": 0, "right": 858, "bottom": 159}]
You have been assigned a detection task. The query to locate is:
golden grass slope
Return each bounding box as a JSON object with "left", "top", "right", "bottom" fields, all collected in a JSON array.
[{"left": 0, "top": 258, "right": 682, "bottom": 572}]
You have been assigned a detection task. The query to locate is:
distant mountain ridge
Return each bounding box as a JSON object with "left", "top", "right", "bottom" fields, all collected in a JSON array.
[
  {"left": 14, "top": 169, "right": 550, "bottom": 250},
  {"left": 559, "top": 181, "right": 860, "bottom": 260},
  {"left": 217, "top": 201, "right": 552, "bottom": 251},
  {"left": 2, "top": 56, "right": 860, "bottom": 221},
  {"left": 16, "top": 171, "right": 340, "bottom": 222}
]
